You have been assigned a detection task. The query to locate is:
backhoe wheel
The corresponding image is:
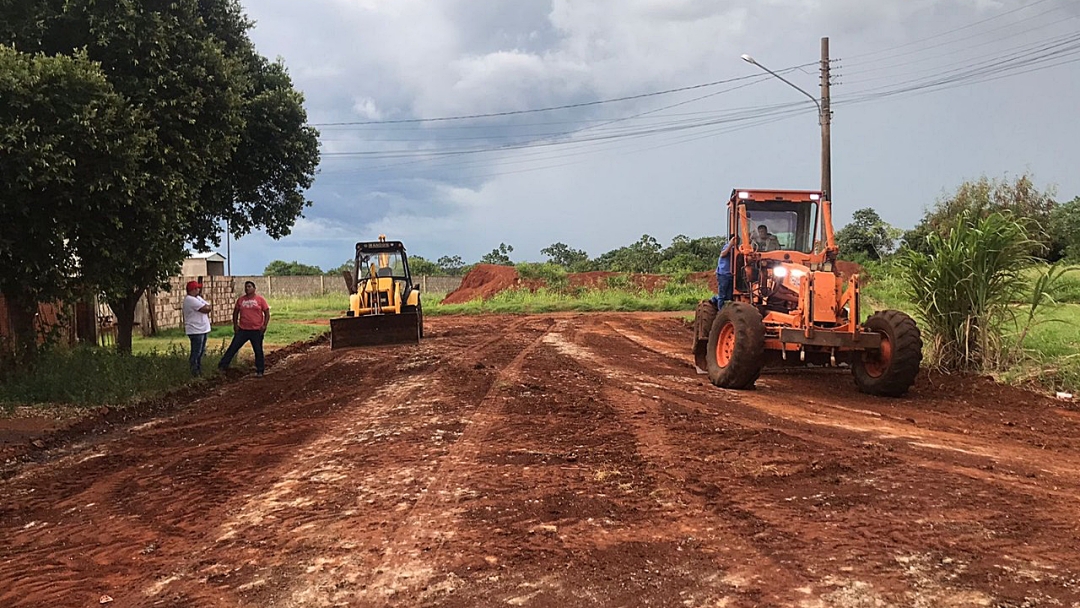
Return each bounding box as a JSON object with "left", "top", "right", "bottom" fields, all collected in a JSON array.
[
  {"left": 706, "top": 302, "right": 765, "bottom": 390},
  {"left": 692, "top": 299, "right": 719, "bottom": 372},
  {"left": 402, "top": 301, "right": 424, "bottom": 340},
  {"left": 417, "top": 302, "right": 424, "bottom": 339},
  {"left": 854, "top": 310, "right": 923, "bottom": 397}
]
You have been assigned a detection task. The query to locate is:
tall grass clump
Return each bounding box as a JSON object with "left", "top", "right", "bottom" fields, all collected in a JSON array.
[
  {"left": 900, "top": 212, "right": 1038, "bottom": 371},
  {"left": 0, "top": 344, "right": 224, "bottom": 408}
]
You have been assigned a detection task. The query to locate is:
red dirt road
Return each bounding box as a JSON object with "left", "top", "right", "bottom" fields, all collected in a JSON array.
[{"left": 3, "top": 313, "right": 1080, "bottom": 607}]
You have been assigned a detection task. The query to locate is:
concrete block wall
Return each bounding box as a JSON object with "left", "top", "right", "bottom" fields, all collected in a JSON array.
[
  {"left": 145, "top": 275, "right": 463, "bottom": 331},
  {"left": 229, "top": 275, "right": 462, "bottom": 299},
  {"left": 151, "top": 276, "right": 235, "bottom": 330}
]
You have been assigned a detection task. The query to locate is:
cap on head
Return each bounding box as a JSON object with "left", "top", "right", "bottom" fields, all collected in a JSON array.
[
  {"left": 244, "top": 280, "right": 256, "bottom": 289},
  {"left": 186, "top": 280, "right": 202, "bottom": 292}
]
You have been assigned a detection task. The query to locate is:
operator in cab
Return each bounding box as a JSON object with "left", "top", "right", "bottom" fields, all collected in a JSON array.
[{"left": 751, "top": 224, "right": 781, "bottom": 252}]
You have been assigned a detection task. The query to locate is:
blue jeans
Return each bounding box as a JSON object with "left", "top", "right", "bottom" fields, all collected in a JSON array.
[
  {"left": 218, "top": 329, "right": 265, "bottom": 374},
  {"left": 711, "top": 273, "right": 734, "bottom": 308},
  {"left": 188, "top": 332, "right": 209, "bottom": 377}
]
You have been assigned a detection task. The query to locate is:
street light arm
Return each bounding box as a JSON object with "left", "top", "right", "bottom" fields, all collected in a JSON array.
[{"left": 742, "top": 57, "right": 821, "bottom": 116}]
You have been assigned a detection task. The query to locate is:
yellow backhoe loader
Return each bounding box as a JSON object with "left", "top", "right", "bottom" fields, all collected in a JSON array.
[{"left": 329, "top": 236, "right": 423, "bottom": 349}]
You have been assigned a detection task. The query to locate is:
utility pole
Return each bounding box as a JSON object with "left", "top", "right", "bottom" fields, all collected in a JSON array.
[
  {"left": 225, "top": 219, "right": 232, "bottom": 276},
  {"left": 820, "top": 37, "right": 832, "bottom": 200}
]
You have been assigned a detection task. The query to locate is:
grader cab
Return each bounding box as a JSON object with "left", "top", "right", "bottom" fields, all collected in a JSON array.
[
  {"left": 692, "top": 189, "right": 922, "bottom": 396},
  {"left": 329, "top": 236, "right": 423, "bottom": 349}
]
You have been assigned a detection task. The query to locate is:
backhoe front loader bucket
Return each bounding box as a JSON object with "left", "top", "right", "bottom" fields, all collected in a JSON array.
[{"left": 330, "top": 311, "right": 421, "bottom": 349}]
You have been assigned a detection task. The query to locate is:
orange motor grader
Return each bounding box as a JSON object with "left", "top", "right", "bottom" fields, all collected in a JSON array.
[{"left": 692, "top": 189, "right": 922, "bottom": 396}]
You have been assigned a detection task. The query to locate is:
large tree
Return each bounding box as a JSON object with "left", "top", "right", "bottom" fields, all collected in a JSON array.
[
  {"left": 836, "top": 208, "right": 897, "bottom": 261},
  {"left": 480, "top": 243, "right": 515, "bottom": 266},
  {"left": 1, "top": 0, "right": 320, "bottom": 353},
  {"left": 264, "top": 260, "right": 324, "bottom": 276},
  {"left": 902, "top": 174, "right": 1057, "bottom": 258},
  {"left": 436, "top": 255, "right": 466, "bottom": 276},
  {"left": 595, "top": 235, "right": 663, "bottom": 273},
  {"left": 541, "top": 242, "right": 590, "bottom": 270},
  {"left": 1049, "top": 196, "right": 1080, "bottom": 261},
  {"left": 0, "top": 46, "right": 146, "bottom": 363}
]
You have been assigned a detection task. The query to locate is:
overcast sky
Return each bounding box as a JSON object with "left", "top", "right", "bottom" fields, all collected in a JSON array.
[{"left": 218, "top": 0, "right": 1080, "bottom": 274}]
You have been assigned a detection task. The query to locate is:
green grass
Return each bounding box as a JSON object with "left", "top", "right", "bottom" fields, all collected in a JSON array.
[
  {"left": 431, "top": 282, "right": 714, "bottom": 315},
  {"left": 998, "top": 303, "right": 1080, "bottom": 392},
  {"left": 0, "top": 344, "right": 226, "bottom": 409},
  {"left": 132, "top": 322, "right": 327, "bottom": 355},
  {"left": 270, "top": 294, "right": 348, "bottom": 321}
]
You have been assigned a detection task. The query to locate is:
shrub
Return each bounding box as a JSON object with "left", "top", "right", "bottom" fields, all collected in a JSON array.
[{"left": 900, "top": 212, "right": 1036, "bottom": 371}]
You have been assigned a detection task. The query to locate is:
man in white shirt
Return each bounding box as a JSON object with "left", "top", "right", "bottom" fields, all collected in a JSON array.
[{"left": 182, "top": 281, "right": 212, "bottom": 376}]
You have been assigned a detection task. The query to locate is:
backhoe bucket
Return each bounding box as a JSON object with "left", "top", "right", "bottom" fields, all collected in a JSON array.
[{"left": 330, "top": 312, "right": 421, "bottom": 349}]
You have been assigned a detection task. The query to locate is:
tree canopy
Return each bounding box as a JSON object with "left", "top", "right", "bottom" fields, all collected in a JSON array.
[
  {"left": 0, "top": 0, "right": 321, "bottom": 354},
  {"left": 263, "top": 261, "right": 324, "bottom": 276},
  {"left": 0, "top": 46, "right": 146, "bottom": 362},
  {"left": 541, "top": 242, "right": 590, "bottom": 271},
  {"left": 480, "top": 243, "right": 515, "bottom": 266},
  {"left": 836, "top": 208, "right": 897, "bottom": 262},
  {"left": 902, "top": 174, "right": 1057, "bottom": 259}
]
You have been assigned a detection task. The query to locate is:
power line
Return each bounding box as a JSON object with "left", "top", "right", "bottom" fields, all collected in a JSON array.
[
  {"left": 309, "top": 66, "right": 814, "bottom": 127},
  {"left": 841, "top": 0, "right": 1059, "bottom": 62},
  {"left": 841, "top": 5, "right": 1076, "bottom": 76},
  {"left": 311, "top": 2, "right": 1080, "bottom": 182}
]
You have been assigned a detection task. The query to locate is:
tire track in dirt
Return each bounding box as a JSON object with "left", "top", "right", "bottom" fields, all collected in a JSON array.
[
  {"left": 335, "top": 317, "right": 560, "bottom": 606},
  {"left": 582, "top": 314, "right": 1080, "bottom": 606},
  {"left": 132, "top": 315, "right": 556, "bottom": 607},
  {"left": 600, "top": 316, "right": 1080, "bottom": 487},
  {"left": 539, "top": 324, "right": 816, "bottom": 605},
  {"left": 416, "top": 317, "right": 750, "bottom": 607},
  {"left": 0, "top": 346, "right": 409, "bottom": 607}
]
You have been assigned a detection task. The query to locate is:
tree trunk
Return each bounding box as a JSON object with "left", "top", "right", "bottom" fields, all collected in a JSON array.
[
  {"left": 146, "top": 288, "right": 158, "bottom": 336},
  {"left": 111, "top": 288, "right": 144, "bottom": 355},
  {"left": 3, "top": 289, "right": 41, "bottom": 368}
]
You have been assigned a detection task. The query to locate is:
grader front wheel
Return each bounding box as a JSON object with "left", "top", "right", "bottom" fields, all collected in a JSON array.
[
  {"left": 853, "top": 310, "right": 923, "bottom": 397},
  {"left": 705, "top": 302, "right": 765, "bottom": 390}
]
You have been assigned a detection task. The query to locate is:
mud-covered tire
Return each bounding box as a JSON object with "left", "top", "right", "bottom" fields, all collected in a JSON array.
[
  {"left": 853, "top": 310, "right": 922, "bottom": 397},
  {"left": 692, "top": 299, "right": 718, "bottom": 371},
  {"left": 403, "top": 301, "right": 424, "bottom": 340},
  {"left": 706, "top": 302, "right": 765, "bottom": 389},
  {"left": 416, "top": 301, "right": 424, "bottom": 339}
]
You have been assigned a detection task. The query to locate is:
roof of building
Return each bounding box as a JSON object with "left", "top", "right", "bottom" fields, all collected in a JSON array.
[{"left": 187, "top": 252, "right": 226, "bottom": 262}]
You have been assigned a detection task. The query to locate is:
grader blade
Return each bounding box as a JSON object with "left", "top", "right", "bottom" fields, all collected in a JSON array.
[{"left": 330, "top": 312, "right": 421, "bottom": 349}]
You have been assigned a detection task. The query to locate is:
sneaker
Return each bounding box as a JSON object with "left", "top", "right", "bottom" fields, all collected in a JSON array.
[{"left": 256, "top": 371, "right": 264, "bottom": 378}]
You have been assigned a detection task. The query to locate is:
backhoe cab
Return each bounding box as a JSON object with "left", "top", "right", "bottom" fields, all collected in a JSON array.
[
  {"left": 692, "top": 189, "right": 922, "bottom": 396},
  {"left": 329, "top": 236, "right": 423, "bottom": 349}
]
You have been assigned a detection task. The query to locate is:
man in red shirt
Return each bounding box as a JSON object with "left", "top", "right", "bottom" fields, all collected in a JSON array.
[{"left": 217, "top": 280, "right": 272, "bottom": 377}]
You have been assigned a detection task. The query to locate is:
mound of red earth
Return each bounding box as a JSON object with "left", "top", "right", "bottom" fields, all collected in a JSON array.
[
  {"left": 441, "top": 265, "right": 673, "bottom": 304},
  {"left": 441, "top": 264, "right": 522, "bottom": 304},
  {"left": 441, "top": 260, "right": 869, "bottom": 305}
]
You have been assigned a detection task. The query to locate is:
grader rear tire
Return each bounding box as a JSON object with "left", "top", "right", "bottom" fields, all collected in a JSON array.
[
  {"left": 706, "top": 302, "right": 765, "bottom": 389},
  {"left": 853, "top": 310, "right": 923, "bottom": 397}
]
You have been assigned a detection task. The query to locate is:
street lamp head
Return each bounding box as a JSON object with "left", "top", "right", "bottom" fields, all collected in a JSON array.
[{"left": 740, "top": 54, "right": 756, "bottom": 65}]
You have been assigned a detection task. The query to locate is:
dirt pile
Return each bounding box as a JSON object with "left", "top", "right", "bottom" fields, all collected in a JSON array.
[
  {"left": 835, "top": 259, "right": 867, "bottom": 282},
  {"left": 440, "top": 264, "right": 521, "bottom": 304}
]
